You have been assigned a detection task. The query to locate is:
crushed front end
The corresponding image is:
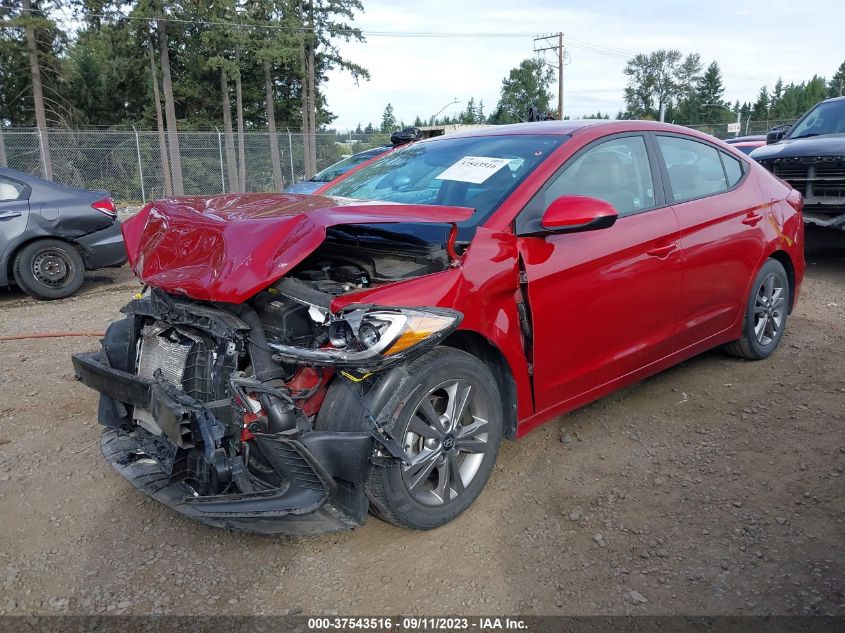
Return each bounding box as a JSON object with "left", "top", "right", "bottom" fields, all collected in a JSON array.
[
  {"left": 72, "top": 289, "right": 371, "bottom": 533},
  {"left": 71, "top": 195, "right": 468, "bottom": 534}
]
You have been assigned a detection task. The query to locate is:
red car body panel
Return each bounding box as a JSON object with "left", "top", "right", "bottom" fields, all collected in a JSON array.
[
  {"left": 121, "top": 193, "right": 472, "bottom": 303},
  {"left": 331, "top": 228, "right": 535, "bottom": 420},
  {"left": 125, "top": 121, "right": 805, "bottom": 439},
  {"left": 519, "top": 205, "right": 684, "bottom": 413}
]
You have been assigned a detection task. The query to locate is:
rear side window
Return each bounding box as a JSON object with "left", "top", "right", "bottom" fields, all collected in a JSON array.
[
  {"left": 721, "top": 152, "right": 744, "bottom": 186},
  {"left": 0, "top": 176, "right": 26, "bottom": 202},
  {"left": 657, "top": 136, "right": 728, "bottom": 202}
]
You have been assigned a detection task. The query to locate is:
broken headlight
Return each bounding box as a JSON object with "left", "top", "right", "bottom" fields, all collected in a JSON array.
[{"left": 268, "top": 307, "right": 463, "bottom": 369}]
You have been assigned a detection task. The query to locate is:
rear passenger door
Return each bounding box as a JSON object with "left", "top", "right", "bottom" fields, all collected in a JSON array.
[
  {"left": 654, "top": 134, "right": 770, "bottom": 348},
  {"left": 0, "top": 175, "right": 31, "bottom": 273}
]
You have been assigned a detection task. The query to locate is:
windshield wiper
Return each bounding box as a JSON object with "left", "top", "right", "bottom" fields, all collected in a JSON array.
[{"left": 789, "top": 132, "right": 822, "bottom": 139}]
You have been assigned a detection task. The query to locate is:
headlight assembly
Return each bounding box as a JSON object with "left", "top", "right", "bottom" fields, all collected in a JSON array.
[{"left": 267, "top": 307, "right": 463, "bottom": 369}]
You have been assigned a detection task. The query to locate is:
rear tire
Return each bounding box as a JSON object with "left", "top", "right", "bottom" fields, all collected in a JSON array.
[
  {"left": 724, "top": 258, "right": 789, "bottom": 360},
  {"left": 13, "top": 239, "right": 85, "bottom": 300},
  {"left": 365, "top": 347, "right": 503, "bottom": 530}
]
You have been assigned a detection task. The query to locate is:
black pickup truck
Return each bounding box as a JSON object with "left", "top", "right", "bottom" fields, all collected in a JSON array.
[{"left": 752, "top": 96, "right": 845, "bottom": 231}]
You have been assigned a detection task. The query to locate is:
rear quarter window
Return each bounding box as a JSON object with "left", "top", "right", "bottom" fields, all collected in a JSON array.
[
  {"left": 657, "top": 136, "right": 729, "bottom": 202},
  {"left": 0, "top": 176, "right": 27, "bottom": 202},
  {"left": 721, "top": 152, "right": 744, "bottom": 187}
]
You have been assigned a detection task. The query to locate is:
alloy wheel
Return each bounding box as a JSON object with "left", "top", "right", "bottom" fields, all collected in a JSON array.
[
  {"left": 753, "top": 272, "right": 786, "bottom": 346},
  {"left": 401, "top": 379, "right": 490, "bottom": 506}
]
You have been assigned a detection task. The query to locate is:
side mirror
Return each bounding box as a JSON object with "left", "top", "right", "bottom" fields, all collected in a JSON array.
[
  {"left": 766, "top": 124, "right": 790, "bottom": 144},
  {"left": 539, "top": 195, "right": 618, "bottom": 234}
]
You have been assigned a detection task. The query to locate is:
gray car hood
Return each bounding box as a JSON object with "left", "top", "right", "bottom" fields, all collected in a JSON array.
[{"left": 751, "top": 134, "right": 845, "bottom": 161}]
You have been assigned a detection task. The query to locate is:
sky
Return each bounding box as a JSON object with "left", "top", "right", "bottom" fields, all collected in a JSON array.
[{"left": 322, "top": 0, "right": 845, "bottom": 130}]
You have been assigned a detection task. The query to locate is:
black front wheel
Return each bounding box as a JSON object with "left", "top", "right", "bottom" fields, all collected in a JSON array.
[
  {"left": 13, "top": 239, "right": 86, "bottom": 300},
  {"left": 366, "top": 347, "right": 503, "bottom": 530}
]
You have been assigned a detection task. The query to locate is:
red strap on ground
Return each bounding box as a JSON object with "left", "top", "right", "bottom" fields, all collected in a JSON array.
[{"left": 0, "top": 332, "right": 105, "bottom": 342}]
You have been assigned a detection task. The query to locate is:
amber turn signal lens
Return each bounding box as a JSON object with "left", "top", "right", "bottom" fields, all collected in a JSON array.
[{"left": 383, "top": 315, "right": 456, "bottom": 356}]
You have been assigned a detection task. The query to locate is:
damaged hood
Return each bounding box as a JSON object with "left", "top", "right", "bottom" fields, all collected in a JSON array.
[{"left": 122, "top": 193, "right": 473, "bottom": 303}]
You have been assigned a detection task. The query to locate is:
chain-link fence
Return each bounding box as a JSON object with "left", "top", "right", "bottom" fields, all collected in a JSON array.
[
  {"left": 0, "top": 128, "right": 391, "bottom": 203},
  {"left": 0, "top": 119, "right": 803, "bottom": 203},
  {"left": 681, "top": 118, "right": 798, "bottom": 140}
]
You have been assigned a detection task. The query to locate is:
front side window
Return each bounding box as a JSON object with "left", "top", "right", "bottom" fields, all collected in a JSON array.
[
  {"left": 530, "top": 135, "right": 655, "bottom": 217},
  {"left": 658, "top": 136, "right": 729, "bottom": 202},
  {"left": 323, "top": 134, "right": 568, "bottom": 229},
  {"left": 0, "top": 176, "right": 26, "bottom": 202}
]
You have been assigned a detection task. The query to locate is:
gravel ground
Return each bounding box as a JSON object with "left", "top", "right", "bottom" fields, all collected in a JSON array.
[{"left": 0, "top": 227, "right": 842, "bottom": 617}]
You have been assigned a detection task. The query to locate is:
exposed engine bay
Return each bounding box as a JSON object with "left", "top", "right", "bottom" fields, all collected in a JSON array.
[{"left": 71, "top": 231, "right": 462, "bottom": 533}]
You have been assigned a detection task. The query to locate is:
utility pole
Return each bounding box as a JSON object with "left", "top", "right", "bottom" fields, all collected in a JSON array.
[{"left": 534, "top": 33, "right": 564, "bottom": 119}]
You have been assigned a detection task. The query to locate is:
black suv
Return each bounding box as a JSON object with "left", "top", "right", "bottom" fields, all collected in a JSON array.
[{"left": 752, "top": 96, "right": 845, "bottom": 231}]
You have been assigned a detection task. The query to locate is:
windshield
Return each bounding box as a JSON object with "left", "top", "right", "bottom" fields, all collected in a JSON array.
[
  {"left": 312, "top": 148, "right": 388, "bottom": 183},
  {"left": 787, "top": 100, "right": 845, "bottom": 139},
  {"left": 323, "top": 134, "right": 568, "bottom": 228}
]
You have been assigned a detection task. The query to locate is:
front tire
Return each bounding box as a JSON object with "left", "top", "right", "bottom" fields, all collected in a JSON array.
[
  {"left": 366, "top": 347, "right": 503, "bottom": 530},
  {"left": 724, "top": 258, "right": 790, "bottom": 360},
  {"left": 13, "top": 239, "right": 85, "bottom": 300}
]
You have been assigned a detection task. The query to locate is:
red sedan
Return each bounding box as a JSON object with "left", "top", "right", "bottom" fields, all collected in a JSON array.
[{"left": 72, "top": 120, "right": 804, "bottom": 533}]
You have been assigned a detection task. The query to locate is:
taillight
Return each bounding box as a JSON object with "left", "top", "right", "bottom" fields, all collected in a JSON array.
[{"left": 91, "top": 197, "right": 117, "bottom": 217}]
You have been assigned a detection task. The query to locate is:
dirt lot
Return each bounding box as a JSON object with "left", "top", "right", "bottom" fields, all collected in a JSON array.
[{"left": 0, "top": 227, "right": 842, "bottom": 617}]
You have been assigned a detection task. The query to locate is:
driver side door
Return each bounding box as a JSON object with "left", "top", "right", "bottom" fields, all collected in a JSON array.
[{"left": 515, "top": 133, "right": 684, "bottom": 415}]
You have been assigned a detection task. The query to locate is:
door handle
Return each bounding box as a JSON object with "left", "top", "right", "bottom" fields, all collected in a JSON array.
[
  {"left": 742, "top": 212, "right": 763, "bottom": 226},
  {"left": 646, "top": 244, "right": 677, "bottom": 259},
  {"left": 0, "top": 211, "right": 22, "bottom": 220}
]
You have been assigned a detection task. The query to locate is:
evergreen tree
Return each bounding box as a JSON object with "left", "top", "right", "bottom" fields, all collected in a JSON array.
[
  {"left": 380, "top": 103, "right": 396, "bottom": 132},
  {"left": 460, "top": 97, "right": 477, "bottom": 124},
  {"left": 829, "top": 60, "right": 845, "bottom": 97},
  {"left": 751, "top": 87, "right": 770, "bottom": 120}
]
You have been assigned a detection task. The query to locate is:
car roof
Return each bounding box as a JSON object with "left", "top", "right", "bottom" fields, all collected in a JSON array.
[
  {"left": 0, "top": 166, "right": 107, "bottom": 196},
  {"left": 0, "top": 166, "right": 40, "bottom": 182},
  {"left": 438, "top": 119, "right": 723, "bottom": 140}
]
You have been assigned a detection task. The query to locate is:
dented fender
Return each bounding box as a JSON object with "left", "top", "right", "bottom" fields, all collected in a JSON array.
[{"left": 330, "top": 227, "right": 534, "bottom": 421}]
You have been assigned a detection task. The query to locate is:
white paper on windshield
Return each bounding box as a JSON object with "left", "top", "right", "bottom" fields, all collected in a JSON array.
[{"left": 435, "top": 156, "right": 512, "bottom": 184}]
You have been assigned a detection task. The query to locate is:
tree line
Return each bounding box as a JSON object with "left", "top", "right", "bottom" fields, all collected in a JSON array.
[
  {"left": 368, "top": 58, "right": 609, "bottom": 134},
  {"left": 0, "top": 0, "right": 368, "bottom": 191},
  {"left": 4, "top": 1, "right": 844, "bottom": 191},
  {"left": 619, "top": 50, "right": 845, "bottom": 125},
  {"left": 372, "top": 54, "right": 844, "bottom": 133}
]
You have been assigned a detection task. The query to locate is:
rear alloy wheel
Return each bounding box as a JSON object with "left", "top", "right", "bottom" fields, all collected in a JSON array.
[
  {"left": 725, "top": 258, "right": 790, "bottom": 360},
  {"left": 13, "top": 239, "right": 85, "bottom": 300},
  {"left": 367, "top": 347, "right": 502, "bottom": 530}
]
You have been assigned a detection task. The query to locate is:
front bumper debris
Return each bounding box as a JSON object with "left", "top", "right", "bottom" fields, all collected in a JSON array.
[{"left": 72, "top": 351, "right": 373, "bottom": 534}]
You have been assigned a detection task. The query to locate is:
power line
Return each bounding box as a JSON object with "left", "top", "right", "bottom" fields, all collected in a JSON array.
[{"left": 26, "top": 10, "right": 791, "bottom": 85}]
